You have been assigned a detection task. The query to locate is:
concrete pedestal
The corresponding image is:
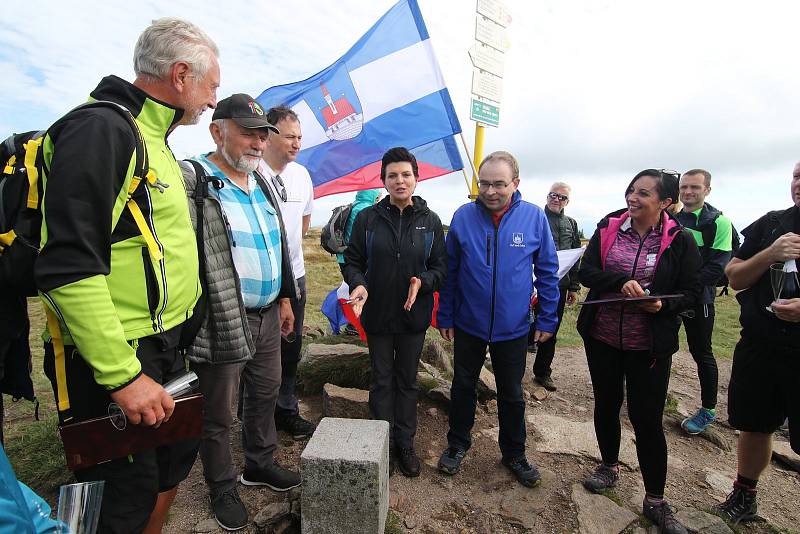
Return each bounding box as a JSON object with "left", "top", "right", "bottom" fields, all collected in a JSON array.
[{"left": 301, "top": 417, "right": 389, "bottom": 534}]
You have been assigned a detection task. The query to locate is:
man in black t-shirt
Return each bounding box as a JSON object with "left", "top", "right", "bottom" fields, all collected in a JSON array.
[{"left": 716, "top": 162, "right": 800, "bottom": 525}]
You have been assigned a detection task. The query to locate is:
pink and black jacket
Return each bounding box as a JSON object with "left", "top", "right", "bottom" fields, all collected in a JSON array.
[{"left": 576, "top": 208, "right": 703, "bottom": 357}]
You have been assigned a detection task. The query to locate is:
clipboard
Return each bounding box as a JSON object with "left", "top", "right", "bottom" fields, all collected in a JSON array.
[
  {"left": 579, "top": 294, "right": 684, "bottom": 305},
  {"left": 59, "top": 394, "right": 203, "bottom": 471}
]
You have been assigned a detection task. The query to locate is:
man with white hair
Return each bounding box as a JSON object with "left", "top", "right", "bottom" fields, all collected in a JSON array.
[
  {"left": 530, "top": 181, "right": 581, "bottom": 391},
  {"left": 35, "top": 18, "right": 219, "bottom": 533},
  {"left": 182, "top": 94, "right": 300, "bottom": 531}
]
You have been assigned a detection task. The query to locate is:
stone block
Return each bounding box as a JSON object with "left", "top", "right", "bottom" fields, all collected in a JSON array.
[
  {"left": 322, "top": 383, "right": 370, "bottom": 419},
  {"left": 301, "top": 417, "right": 389, "bottom": 534}
]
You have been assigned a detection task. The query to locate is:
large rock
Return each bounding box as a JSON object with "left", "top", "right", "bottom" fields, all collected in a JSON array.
[
  {"left": 572, "top": 484, "right": 637, "bottom": 534},
  {"left": 422, "top": 338, "right": 453, "bottom": 376},
  {"left": 477, "top": 366, "right": 497, "bottom": 401},
  {"left": 675, "top": 509, "right": 733, "bottom": 534},
  {"left": 772, "top": 439, "right": 800, "bottom": 474},
  {"left": 322, "top": 383, "right": 369, "bottom": 419},
  {"left": 529, "top": 413, "right": 638, "bottom": 468},
  {"left": 297, "top": 344, "right": 371, "bottom": 393},
  {"left": 427, "top": 386, "right": 451, "bottom": 409},
  {"left": 301, "top": 417, "right": 389, "bottom": 534},
  {"left": 254, "top": 501, "right": 291, "bottom": 530}
]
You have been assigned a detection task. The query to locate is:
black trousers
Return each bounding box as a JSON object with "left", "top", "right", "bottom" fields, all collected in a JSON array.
[
  {"left": 448, "top": 329, "right": 528, "bottom": 460},
  {"left": 584, "top": 337, "right": 671, "bottom": 497},
  {"left": 680, "top": 303, "right": 718, "bottom": 409},
  {"left": 276, "top": 276, "right": 306, "bottom": 419},
  {"left": 44, "top": 333, "right": 199, "bottom": 534},
  {"left": 367, "top": 331, "right": 426, "bottom": 449},
  {"left": 531, "top": 287, "right": 569, "bottom": 378}
]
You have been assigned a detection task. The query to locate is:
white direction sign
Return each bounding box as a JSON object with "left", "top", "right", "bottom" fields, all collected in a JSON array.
[
  {"left": 472, "top": 69, "right": 503, "bottom": 103},
  {"left": 475, "top": 15, "right": 506, "bottom": 52},
  {"left": 477, "top": 0, "right": 511, "bottom": 27},
  {"left": 469, "top": 42, "right": 505, "bottom": 78}
]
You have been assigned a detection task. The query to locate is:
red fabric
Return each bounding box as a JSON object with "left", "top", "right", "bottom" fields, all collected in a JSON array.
[
  {"left": 338, "top": 299, "right": 368, "bottom": 342},
  {"left": 491, "top": 203, "right": 511, "bottom": 227},
  {"left": 338, "top": 291, "right": 440, "bottom": 343}
]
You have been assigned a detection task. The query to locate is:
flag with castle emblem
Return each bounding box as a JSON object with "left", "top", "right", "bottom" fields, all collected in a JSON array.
[{"left": 256, "top": 0, "right": 463, "bottom": 198}]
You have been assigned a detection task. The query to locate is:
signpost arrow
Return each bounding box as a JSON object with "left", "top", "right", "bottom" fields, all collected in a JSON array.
[{"left": 469, "top": 42, "right": 505, "bottom": 78}]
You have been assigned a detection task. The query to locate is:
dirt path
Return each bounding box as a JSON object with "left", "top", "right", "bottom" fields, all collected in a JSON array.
[{"left": 164, "top": 346, "right": 799, "bottom": 533}]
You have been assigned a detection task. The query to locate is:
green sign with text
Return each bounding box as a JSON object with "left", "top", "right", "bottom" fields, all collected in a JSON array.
[{"left": 470, "top": 98, "right": 500, "bottom": 127}]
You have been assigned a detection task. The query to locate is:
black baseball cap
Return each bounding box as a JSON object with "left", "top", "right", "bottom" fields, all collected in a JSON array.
[{"left": 212, "top": 94, "right": 279, "bottom": 132}]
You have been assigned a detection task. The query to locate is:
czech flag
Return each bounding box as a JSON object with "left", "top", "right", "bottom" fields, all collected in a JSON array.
[{"left": 256, "top": 0, "right": 463, "bottom": 198}]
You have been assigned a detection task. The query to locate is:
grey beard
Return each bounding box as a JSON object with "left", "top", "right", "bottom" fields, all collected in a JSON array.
[{"left": 222, "top": 150, "right": 260, "bottom": 174}]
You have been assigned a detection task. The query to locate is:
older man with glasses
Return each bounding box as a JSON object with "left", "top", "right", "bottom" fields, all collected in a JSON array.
[{"left": 529, "top": 182, "right": 582, "bottom": 391}]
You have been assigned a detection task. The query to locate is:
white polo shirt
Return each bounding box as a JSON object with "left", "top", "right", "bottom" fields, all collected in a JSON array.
[{"left": 259, "top": 160, "right": 314, "bottom": 278}]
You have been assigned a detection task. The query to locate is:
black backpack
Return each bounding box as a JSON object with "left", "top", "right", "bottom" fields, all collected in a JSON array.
[
  {"left": 320, "top": 203, "right": 353, "bottom": 255},
  {"left": 0, "top": 101, "right": 150, "bottom": 297},
  {"left": 697, "top": 208, "right": 741, "bottom": 294}
]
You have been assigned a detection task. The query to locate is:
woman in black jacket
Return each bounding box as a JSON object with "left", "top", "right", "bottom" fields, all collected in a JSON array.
[
  {"left": 577, "top": 169, "right": 701, "bottom": 534},
  {"left": 343, "top": 147, "right": 447, "bottom": 477}
]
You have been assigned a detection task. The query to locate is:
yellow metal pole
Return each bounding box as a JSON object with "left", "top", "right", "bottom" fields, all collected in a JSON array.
[{"left": 470, "top": 122, "right": 485, "bottom": 198}]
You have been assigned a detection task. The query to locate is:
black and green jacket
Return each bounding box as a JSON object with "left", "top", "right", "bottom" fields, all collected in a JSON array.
[{"left": 35, "top": 75, "right": 201, "bottom": 390}]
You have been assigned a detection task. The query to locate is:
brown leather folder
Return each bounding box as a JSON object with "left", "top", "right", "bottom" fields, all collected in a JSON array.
[{"left": 59, "top": 394, "right": 203, "bottom": 471}]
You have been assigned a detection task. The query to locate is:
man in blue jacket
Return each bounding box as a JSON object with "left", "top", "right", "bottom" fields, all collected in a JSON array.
[{"left": 436, "top": 150, "right": 560, "bottom": 487}]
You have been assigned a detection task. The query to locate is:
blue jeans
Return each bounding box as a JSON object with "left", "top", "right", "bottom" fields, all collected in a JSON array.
[{"left": 447, "top": 329, "right": 528, "bottom": 460}]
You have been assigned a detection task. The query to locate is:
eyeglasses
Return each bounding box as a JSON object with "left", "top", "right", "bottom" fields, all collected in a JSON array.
[
  {"left": 547, "top": 191, "right": 569, "bottom": 202},
  {"left": 478, "top": 180, "right": 511, "bottom": 191},
  {"left": 271, "top": 174, "right": 287, "bottom": 202}
]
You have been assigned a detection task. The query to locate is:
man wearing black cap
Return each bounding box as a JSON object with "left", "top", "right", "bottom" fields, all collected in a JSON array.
[{"left": 181, "top": 93, "right": 300, "bottom": 531}]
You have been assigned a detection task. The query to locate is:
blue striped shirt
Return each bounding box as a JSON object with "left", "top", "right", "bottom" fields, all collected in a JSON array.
[{"left": 193, "top": 155, "right": 282, "bottom": 308}]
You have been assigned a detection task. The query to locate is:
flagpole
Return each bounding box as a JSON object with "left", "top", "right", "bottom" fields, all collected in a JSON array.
[
  {"left": 471, "top": 123, "right": 485, "bottom": 198},
  {"left": 459, "top": 131, "right": 480, "bottom": 198}
]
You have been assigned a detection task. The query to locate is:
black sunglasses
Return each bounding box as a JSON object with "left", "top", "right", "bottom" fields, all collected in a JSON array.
[
  {"left": 271, "top": 174, "right": 287, "bottom": 202},
  {"left": 547, "top": 191, "right": 569, "bottom": 202}
]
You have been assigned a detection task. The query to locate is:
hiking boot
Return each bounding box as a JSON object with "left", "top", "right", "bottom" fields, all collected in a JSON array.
[
  {"left": 210, "top": 487, "right": 248, "bottom": 531},
  {"left": 582, "top": 463, "right": 619, "bottom": 493},
  {"left": 276, "top": 413, "right": 316, "bottom": 440},
  {"left": 240, "top": 461, "right": 301, "bottom": 491},
  {"left": 502, "top": 456, "right": 542, "bottom": 488},
  {"left": 533, "top": 375, "right": 557, "bottom": 392},
  {"left": 398, "top": 447, "right": 421, "bottom": 477},
  {"left": 715, "top": 484, "right": 758, "bottom": 524},
  {"left": 643, "top": 499, "right": 688, "bottom": 534},
  {"left": 681, "top": 407, "right": 716, "bottom": 435},
  {"left": 438, "top": 447, "right": 466, "bottom": 475}
]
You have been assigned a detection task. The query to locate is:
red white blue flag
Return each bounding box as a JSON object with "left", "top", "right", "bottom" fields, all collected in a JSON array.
[{"left": 256, "top": 0, "right": 463, "bottom": 198}]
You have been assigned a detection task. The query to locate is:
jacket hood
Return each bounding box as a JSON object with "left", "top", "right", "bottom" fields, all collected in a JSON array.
[
  {"left": 90, "top": 75, "right": 184, "bottom": 138},
  {"left": 354, "top": 189, "right": 381, "bottom": 205},
  {"left": 597, "top": 208, "right": 682, "bottom": 270}
]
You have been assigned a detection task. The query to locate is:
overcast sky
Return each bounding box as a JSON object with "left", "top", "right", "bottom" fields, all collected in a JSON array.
[{"left": 1, "top": 0, "right": 796, "bottom": 233}]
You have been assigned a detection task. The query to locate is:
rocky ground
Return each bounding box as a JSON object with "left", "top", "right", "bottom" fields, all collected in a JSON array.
[{"left": 164, "top": 342, "right": 800, "bottom": 534}]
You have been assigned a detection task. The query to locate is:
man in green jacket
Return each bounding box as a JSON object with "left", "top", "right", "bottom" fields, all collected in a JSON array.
[{"left": 35, "top": 18, "right": 219, "bottom": 534}]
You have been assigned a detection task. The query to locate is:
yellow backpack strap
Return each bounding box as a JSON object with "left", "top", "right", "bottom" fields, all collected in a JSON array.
[
  {"left": 3, "top": 154, "right": 16, "bottom": 174},
  {"left": 126, "top": 169, "right": 163, "bottom": 261},
  {"left": 43, "top": 304, "right": 72, "bottom": 418},
  {"left": 0, "top": 229, "right": 15, "bottom": 249},
  {"left": 23, "top": 137, "right": 43, "bottom": 209}
]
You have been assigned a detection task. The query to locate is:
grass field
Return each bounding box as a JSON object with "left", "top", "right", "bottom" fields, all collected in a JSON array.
[{"left": 4, "top": 229, "right": 745, "bottom": 504}]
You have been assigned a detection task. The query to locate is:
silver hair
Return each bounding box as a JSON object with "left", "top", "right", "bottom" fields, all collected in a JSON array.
[
  {"left": 211, "top": 119, "right": 227, "bottom": 134},
  {"left": 550, "top": 181, "right": 571, "bottom": 193},
  {"left": 134, "top": 18, "right": 219, "bottom": 82}
]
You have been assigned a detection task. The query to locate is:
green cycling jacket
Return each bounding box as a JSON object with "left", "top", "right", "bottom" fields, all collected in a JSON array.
[{"left": 36, "top": 75, "right": 200, "bottom": 390}]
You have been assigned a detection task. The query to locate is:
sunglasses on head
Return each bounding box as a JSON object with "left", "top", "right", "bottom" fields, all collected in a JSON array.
[
  {"left": 547, "top": 191, "right": 568, "bottom": 202},
  {"left": 659, "top": 169, "right": 681, "bottom": 180}
]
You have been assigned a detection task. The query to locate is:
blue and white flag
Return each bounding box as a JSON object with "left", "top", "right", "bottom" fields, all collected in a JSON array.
[{"left": 256, "top": 0, "right": 463, "bottom": 198}]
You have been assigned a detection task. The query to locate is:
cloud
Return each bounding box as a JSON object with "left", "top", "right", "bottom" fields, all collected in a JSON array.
[{"left": 1, "top": 0, "right": 797, "bottom": 232}]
